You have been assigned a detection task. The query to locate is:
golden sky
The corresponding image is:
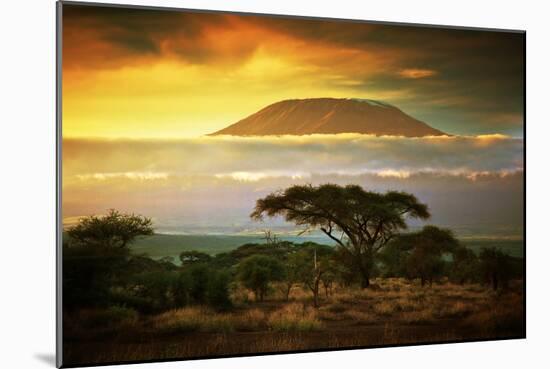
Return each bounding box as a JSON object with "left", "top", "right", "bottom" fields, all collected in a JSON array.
[{"left": 62, "top": 4, "right": 524, "bottom": 138}]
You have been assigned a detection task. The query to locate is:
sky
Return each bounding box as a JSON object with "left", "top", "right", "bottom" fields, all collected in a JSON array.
[
  {"left": 61, "top": 4, "right": 525, "bottom": 237},
  {"left": 62, "top": 4, "right": 525, "bottom": 138}
]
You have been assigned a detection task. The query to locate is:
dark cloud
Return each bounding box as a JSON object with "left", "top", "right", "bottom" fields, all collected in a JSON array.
[
  {"left": 245, "top": 19, "right": 524, "bottom": 135},
  {"left": 63, "top": 4, "right": 245, "bottom": 67}
]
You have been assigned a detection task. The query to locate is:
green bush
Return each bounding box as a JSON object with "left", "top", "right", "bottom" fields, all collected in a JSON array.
[
  {"left": 206, "top": 270, "right": 232, "bottom": 310},
  {"left": 237, "top": 255, "right": 285, "bottom": 301}
]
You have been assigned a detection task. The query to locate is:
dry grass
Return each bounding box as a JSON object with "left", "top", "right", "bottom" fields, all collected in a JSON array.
[
  {"left": 396, "top": 297, "right": 423, "bottom": 312},
  {"left": 373, "top": 300, "right": 400, "bottom": 316},
  {"left": 314, "top": 278, "right": 523, "bottom": 331},
  {"left": 462, "top": 290, "right": 524, "bottom": 334},
  {"left": 400, "top": 309, "right": 435, "bottom": 324},
  {"left": 236, "top": 308, "right": 267, "bottom": 330},
  {"left": 152, "top": 307, "right": 271, "bottom": 333},
  {"left": 436, "top": 301, "right": 473, "bottom": 318},
  {"left": 153, "top": 307, "right": 237, "bottom": 333},
  {"left": 268, "top": 303, "right": 322, "bottom": 332},
  {"left": 65, "top": 278, "right": 524, "bottom": 366},
  {"left": 151, "top": 280, "right": 523, "bottom": 335},
  {"left": 152, "top": 303, "right": 323, "bottom": 334},
  {"left": 344, "top": 309, "right": 377, "bottom": 324}
]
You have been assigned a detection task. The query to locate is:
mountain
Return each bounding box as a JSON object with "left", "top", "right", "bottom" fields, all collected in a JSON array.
[{"left": 210, "top": 98, "right": 447, "bottom": 137}]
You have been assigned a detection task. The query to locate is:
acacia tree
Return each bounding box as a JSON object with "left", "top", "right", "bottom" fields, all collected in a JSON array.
[
  {"left": 479, "top": 247, "right": 513, "bottom": 291},
  {"left": 292, "top": 245, "right": 333, "bottom": 307},
  {"left": 237, "top": 255, "right": 284, "bottom": 301},
  {"left": 67, "top": 209, "right": 154, "bottom": 248},
  {"left": 64, "top": 209, "right": 154, "bottom": 308},
  {"left": 252, "top": 184, "right": 430, "bottom": 288},
  {"left": 282, "top": 252, "right": 303, "bottom": 301},
  {"left": 450, "top": 246, "right": 479, "bottom": 284},
  {"left": 394, "top": 226, "right": 459, "bottom": 286}
]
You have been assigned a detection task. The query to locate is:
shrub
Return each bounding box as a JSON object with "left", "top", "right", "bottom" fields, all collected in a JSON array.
[
  {"left": 187, "top": 264, "right": 210, "bottom": 303},
  {"left": 206, "top": 270, "right": 232, "bottom": 310},
  {"left": 131, "top": 270, "right": 178, "bottom": 312},
  {"left": 237, "top": 255, "right": 285, "bottom": 301}
]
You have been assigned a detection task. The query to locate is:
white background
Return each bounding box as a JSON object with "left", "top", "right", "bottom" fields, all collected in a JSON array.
[{"left": 1, "top": 0, "right": 548, "bottom": 368}]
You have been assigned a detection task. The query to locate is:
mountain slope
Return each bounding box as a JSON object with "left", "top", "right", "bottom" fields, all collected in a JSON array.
[{"left": 210, "top": 98, "right": 447, "bottom": 137}]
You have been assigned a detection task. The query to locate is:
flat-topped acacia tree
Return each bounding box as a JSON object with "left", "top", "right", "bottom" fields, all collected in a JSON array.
[
  {"left": 251, "top": 184, "right": 430, "bottom": 288},
  {"left": 67, "top": 209, "right": 154, "bottom": 248}
]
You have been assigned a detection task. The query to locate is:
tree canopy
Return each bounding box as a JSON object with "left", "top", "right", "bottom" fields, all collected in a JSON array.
[
  {"left": 391, "top": 226, "right": 459, "bottom": 286},
  {"left": 67, "top": 209, "right": 154, "bottom": 248},
  {"left": 237, "top": 254, "right": 285, "bottom": 301}
]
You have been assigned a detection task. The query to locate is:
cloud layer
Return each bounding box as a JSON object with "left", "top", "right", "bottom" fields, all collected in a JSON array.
[
  {"left": 62, "top": 134, "right": 524, "bottom": 236},
  {"left": 63, "top": 134, "right": 523, "bottom": 180}
]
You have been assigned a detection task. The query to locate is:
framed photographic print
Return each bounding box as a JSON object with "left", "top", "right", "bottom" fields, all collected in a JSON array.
[{"left": 56, "top": 1, "right": 525, "bottom": 367}]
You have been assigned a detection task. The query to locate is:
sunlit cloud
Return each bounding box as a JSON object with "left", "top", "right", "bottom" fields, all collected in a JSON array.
[
  {"left": 377, "top": 169, "right": 411, "bottom": 178},
  {"left": 76, "top": 171, "right": 169, "bottom": 181},
  {"left": 63, "top": 134, "right": 523, "bottom": 182},
  {"left": 398, "top": 68, "right": 438, "bottom": 79},
  {"left": 214, "top": 171, "right": 310, "bottom": 182}
]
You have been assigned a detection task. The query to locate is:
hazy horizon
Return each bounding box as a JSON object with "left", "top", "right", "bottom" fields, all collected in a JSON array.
[{"left": 62, "top": 133, "right": 523, "bottom": 239}]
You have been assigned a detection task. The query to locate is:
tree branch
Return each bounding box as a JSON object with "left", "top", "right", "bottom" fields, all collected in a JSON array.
[{"left": 320, "top": 223, "right": 346, "bottom": 248}]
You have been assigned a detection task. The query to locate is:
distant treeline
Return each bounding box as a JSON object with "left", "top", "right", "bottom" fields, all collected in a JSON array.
[{"left": 127, "top": 234, "right": 524, "bottom": 262}]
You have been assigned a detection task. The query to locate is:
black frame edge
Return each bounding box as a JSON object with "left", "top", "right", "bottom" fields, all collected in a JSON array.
[
  {"left": 59, "top": 0, "right": 525, "bottom": 34},
  {"left": 56, "top": 1, "right": 64, "bottom": 368}
]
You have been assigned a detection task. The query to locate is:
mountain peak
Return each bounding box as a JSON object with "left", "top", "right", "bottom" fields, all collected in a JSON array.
[{"left": 210, "top": 98, "right": 446, "bottom": 137}]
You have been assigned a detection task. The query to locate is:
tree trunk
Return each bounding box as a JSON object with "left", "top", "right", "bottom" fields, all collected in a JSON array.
[
  {"left": 309, "top": 273, "right": 322, "bottom": 308},
  {"left": 323, "top": 281, "right": 332, "bottom": 298},
  {"left": 357, "top": 247, "right": 373, "bottom": 289},
  {"left": 285, "top": 283, "right": 292, "bottom": 301},
  {"left": 313, "top": 280, "right": 320, "bottom": 308},
  {"left": 313, "top": 289, "right": 318, "bottom": 308},
  {"left": 358, "top": 262, "right": 370, "bottom": 288}
]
